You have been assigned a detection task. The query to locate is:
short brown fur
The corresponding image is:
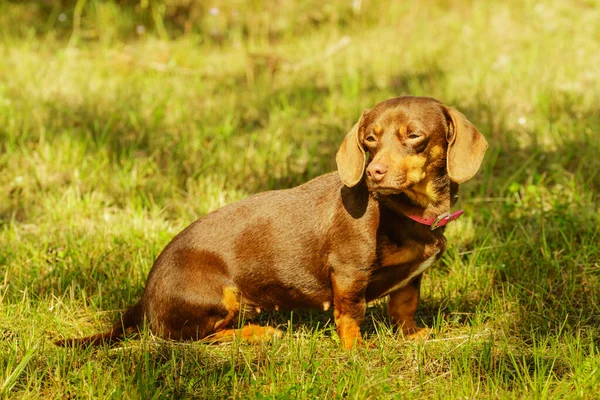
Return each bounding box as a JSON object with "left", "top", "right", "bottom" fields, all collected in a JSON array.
[{"left": 56, "top": 96, "right": 487, "bottom": 349}]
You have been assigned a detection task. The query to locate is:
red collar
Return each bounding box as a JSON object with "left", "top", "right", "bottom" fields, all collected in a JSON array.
[{"left": 406, "top": 210, "right": 464, "bottom": 230}]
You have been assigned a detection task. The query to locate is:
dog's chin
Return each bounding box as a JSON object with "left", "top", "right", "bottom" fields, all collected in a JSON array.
[{"left": 367, "top": 181, "right": 411, "bottom": 196}]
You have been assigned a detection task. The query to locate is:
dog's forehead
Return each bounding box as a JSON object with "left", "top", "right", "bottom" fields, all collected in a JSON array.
[{"left": 370, "top": 99, "right": 446, "bottom": 133}]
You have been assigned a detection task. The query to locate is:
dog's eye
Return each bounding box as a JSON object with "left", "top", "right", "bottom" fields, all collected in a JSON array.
[
  {"left": 365, "top": 136, "right": 377, "bottom": 143},
  {"left": 407, "top": 133, "right": 422, "bottom": 140}
]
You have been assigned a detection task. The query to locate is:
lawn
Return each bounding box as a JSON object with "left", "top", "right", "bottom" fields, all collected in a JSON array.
[{"left": 1, "top": 0, "right": 599, "bottom": 398}]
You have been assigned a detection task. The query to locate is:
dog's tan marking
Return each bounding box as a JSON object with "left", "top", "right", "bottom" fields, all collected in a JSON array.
[
  {"left": 206, "top": 324, "right": 283, "bottom": 343},
  {"left": 425, "top": 180, "right": 438, "bottom": 200},
  {"left": 381, "top": 245, "right": 422, "bottom": 267},
  {"left": 402, "top": 155, "right": 427, "bottom": 183},
  {"left": 381, "top": 253, "right": 438, "bottom": 297},
  {"left": 408, "top": 169, "right": 426, "bottom": 183},
  {"left": 373, "top": 124, "right": 382, "bottom": 135},
  {"left": 405, "top": 179, "right": 438, "bottom": 207},
  {"left": 406, "top": 328, "right": 431, "bottom": 341},
  {"left": 334, "top": 311, "right": 363, "bottom": 350},
  {"left": 214, "top": 286, "right": 240, "bottom": 331},
  {"left": 222, "top": 287, "right": 240, "bottom": 311},
  {"left": 403, "top": 155, "right": 426, "bottom": 169},
  {"left": 429, "top": 144, "right": 445, "bottom": 160}
]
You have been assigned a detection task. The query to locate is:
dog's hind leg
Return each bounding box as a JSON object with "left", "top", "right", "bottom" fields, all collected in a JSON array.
[{"left": 204, "top": 324, "right": 283, "bottom": 343}]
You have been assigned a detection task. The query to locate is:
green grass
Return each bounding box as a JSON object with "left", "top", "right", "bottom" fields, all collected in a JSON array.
[{"left": 1, "top": 0, "right": 600, "bottom": 398}]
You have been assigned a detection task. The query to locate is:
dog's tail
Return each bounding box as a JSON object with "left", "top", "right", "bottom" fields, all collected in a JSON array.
[{"left": 55, "top": 301, "right": 144, "bottom": 347}]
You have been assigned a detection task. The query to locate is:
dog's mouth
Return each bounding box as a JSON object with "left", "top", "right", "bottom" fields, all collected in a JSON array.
[
  {"left": 371, "top": 186, "right": 403, "bottom": 195},
  {"left": 366, "top": 181, "right": 412, "bottom": 196}
]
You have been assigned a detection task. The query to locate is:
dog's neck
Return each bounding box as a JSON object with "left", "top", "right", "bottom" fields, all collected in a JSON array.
[{"left": 378, "top": 180, "right": 459, "bottom": 221}]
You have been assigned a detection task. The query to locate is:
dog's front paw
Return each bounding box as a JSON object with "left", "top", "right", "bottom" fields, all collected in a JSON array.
[{"left": 405, "top": 327, "right": 431, "bottom": 341}]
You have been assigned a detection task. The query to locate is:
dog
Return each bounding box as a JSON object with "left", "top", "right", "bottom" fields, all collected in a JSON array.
[{"left": 56, "top": 96, "right": 487, "bottom": 350}]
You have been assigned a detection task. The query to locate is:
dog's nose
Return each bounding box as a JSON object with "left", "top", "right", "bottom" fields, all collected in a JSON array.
[{"left": 367, "top": 162, "right": 388, "bottom": 182}]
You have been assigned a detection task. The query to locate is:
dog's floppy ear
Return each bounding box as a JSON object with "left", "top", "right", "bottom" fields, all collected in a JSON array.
[
  {"left": 445, "top": 107, "right": 488, "bottom": 183},
  {"left": 336, "top": 110, "right": 369, "bottom": 187}
]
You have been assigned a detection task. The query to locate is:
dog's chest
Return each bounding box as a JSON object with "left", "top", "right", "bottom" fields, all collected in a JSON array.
[
  {"left": 377, "top": 230, "right": 444, "bottom": 268},
  {"left": 366, "top": 236, "right": 444, "bottom": 301},
  {"left": 379, "top": 252, "right": 439, "bottom": 297}
]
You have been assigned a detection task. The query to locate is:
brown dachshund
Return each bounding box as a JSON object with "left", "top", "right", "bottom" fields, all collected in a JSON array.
[{"left": 56, "top": 96, "right": 487, "bottom": 350}]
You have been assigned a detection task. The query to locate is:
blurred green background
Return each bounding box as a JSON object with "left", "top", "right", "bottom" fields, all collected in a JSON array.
[{"left": 1, "top": 1, "right": 599, "bottom": 398}]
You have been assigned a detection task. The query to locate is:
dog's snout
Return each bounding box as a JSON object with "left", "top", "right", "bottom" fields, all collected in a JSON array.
[{"left": 367, "top": 162, "right": 388, "bottom": 182}]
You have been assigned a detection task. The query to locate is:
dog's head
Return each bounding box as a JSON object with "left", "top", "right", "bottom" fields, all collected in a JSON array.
[{"left": 336, "top": 96, "right": 487, "bottom": 207}]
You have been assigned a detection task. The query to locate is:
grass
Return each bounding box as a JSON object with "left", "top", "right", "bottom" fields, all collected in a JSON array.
[{"left": 1, "top": 0, "right": 599, "bottom": 398}]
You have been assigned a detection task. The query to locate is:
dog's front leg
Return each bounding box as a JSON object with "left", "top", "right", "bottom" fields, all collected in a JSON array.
[
  {"left": 331, "top": 273, "right": 368, "bottom": 350},
  {"left": 388, "top": 275, "right": 429, "bottom": 340}
]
